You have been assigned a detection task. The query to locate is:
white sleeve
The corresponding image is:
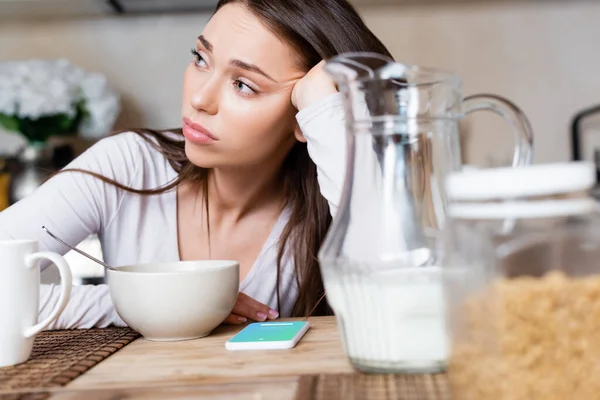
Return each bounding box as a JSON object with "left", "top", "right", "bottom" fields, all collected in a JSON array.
[
  {"left": 40, "top": 284, "right": 127, "bottom": 329},
  {"left": 0, "top": 132, "right": 144, "bottom": 329},
  {"left": 296, "top": 93, "right": 347, "bottom": 218},
  {"left": 0, "top": 131, "right": 143, "bottom": 250}
]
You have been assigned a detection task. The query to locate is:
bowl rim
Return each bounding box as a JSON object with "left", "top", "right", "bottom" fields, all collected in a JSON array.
[{"left": 107, "top": 259, "right": 240, "bottom": 277}]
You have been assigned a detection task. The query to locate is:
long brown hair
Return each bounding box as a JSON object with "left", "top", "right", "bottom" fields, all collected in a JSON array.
[{"left": 65, "top": 0, "right": 392, "bottom": 317}]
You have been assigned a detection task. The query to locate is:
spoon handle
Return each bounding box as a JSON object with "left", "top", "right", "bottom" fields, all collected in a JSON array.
[{"left": 42, "top": 226, "right": 114, "bottom": 270}]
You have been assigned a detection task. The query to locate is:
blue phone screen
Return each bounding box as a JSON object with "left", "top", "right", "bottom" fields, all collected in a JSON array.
[{"left": 229, "top": 321, "right": 307, "bottom": 343}]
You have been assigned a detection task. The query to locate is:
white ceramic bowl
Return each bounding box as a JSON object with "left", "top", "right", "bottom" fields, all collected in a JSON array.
[{"left": 107, "top": 260, "right": 239, "bottom": 341}]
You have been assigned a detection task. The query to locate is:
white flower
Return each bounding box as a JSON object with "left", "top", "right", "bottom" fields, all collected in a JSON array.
[
  {"left": 80, "top": 73, "right": 108, "bottom": 99},
  {"left": 0, "top": 59, "right": 120, "bottom": 138},
  {"left": 78, "top": 73, "right": 120, "bottom": 139},
  {"left": 0, "top": 87, "right": 17, "bottom": 116},
  {"left": 79, "top": 93, "right": 120, "bottom": 139},
  {"left": 0, "top": 68, "right": 19, "bottom": 115},
  {"left": 17, "top": 77, "right": 75, "bottom": 119}
]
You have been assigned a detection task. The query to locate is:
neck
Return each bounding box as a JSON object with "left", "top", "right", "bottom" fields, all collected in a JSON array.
[{"left": 205, "top": 158, "right": 287, "bottom": 222}]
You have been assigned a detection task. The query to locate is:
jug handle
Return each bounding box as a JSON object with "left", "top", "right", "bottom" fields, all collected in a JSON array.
[{"left": 462, "top": 94, "right": 534, "bottom": 166}]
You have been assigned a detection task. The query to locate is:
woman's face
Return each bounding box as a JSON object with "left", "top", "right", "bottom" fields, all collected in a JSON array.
[{"left": 181, "top": 3, "right": 307, "bottom": 169}]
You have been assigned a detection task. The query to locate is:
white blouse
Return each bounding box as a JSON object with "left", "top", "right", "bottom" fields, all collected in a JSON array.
[{"left": 0, "top": 93, "right": 347, "bottom": 329}]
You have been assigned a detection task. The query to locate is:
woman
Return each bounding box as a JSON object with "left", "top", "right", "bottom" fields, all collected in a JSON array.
[{"left": 0, "top": 0, "right": 392, "bottom": 329}]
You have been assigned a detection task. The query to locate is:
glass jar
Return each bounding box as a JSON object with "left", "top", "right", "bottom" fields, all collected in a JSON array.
[{"left": 443, "top": 162, "right": 600, "bottom": 400}]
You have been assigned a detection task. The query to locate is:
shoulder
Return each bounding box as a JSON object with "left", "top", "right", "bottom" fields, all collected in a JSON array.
[
  {"left": 65, "top": 130, "right": 182, "bottom": 189},
  {"left": 88, "top": 130, "right": 170, "bottom": 162},
  {"left": 75, "top": 130, "right": 181, "bottom": 173}
]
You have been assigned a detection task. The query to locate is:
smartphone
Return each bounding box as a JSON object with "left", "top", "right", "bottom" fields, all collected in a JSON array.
[{"left": 225, "top": 321, "right": 310, "bottom": 351}]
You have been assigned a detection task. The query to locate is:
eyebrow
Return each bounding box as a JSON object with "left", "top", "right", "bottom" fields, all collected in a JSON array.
[
  {"left": 198, "top": 35, "right": 213, "bottom": 52},
  {"left": 197, "top": 35, "right": 276, "bottom": 82}
]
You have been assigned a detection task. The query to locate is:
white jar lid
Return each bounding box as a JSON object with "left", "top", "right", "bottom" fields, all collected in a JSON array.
[
  {"left": 448, "top": 198, "right": 598, "bottom": 219},
  {"left": 446, "top": 162, "right": 596, "bottom": 201}
]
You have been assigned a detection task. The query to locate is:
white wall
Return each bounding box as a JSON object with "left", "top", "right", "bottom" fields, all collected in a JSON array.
[
  {"left": 361, "top": 1, "right": 600, "bottom": 166},
  {"left": 1, "top": 1, "right": 599, "bottom": 164}
]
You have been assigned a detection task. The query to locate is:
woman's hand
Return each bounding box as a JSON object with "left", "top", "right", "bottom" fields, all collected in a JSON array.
[
  {"left": 223, "top": 292, "right": 279, "bottom": 325},
  {"left": 291, "top": 60, "right": 338, "bottom": 112}
]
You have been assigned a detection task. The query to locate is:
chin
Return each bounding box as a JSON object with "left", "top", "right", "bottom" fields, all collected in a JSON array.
[{"left": 184, "top": 141, "right": 220, "bottom": 168}]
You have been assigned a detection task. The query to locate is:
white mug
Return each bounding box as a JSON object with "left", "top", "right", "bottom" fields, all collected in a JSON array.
[{"left": 0, "top": 240, "right": 72, "bottom": 368}]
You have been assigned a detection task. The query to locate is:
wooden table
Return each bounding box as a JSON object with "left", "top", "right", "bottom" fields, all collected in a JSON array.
[
  {"left": 3, "top": 316, "right": 450, "bottom": 399},
  {"left": 40, "top": 316, "right": 351, "bottom": 399},
  {"left": 12, "top": 380, "right": 299, "bottom": 399}
]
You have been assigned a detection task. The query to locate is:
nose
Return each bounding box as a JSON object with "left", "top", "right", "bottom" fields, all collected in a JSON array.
[{"left": 190, "top": 73, "right": 220, "bottom": 115}]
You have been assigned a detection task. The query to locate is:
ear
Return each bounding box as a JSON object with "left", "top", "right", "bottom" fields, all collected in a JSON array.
[{"left": 294, "top": 123, "right": 307, "bottom": 143}]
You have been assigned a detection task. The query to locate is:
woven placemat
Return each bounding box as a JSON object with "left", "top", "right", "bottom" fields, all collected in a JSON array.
[
  {"left": 0, "top": 327, "right": 140, "bottom": 394},
  {"left": 295, "top": 373, "right": 450, "bottom": 400}
]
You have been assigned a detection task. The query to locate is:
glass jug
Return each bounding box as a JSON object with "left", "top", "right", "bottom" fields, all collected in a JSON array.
[{"left": 318, "top": 52, "right": 534, "bottom": 374}]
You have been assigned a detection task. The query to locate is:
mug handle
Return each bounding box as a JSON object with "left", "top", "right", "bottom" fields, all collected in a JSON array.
[
  {"left": 23, "top": 252, "right": 72, "bottom": 338},
  {"left": 462, "top": 93, "right": 534, "bottom": 167}
]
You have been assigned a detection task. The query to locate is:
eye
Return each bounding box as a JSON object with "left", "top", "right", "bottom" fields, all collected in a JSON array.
[
  {"left": 190, "top": 49, "right": 208, "bottom": 68},
  {"left": 234, "top": 79, "right": 257, "bottom": 96}
]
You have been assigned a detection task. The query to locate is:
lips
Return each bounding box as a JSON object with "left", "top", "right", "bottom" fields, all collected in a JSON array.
[{"left": 182, "top": 117, "right": 218, "bottom": 144}]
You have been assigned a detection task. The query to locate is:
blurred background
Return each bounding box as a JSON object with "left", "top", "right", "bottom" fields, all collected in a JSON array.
[
  {"left": 1, "top": 0, "right": 600, "bottom": 282},
  {"left": 2, "top": 0, "right": 600, "bottom": 166}
]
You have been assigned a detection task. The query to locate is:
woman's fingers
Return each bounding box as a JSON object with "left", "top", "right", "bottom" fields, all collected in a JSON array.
[
  {"left": 233, "top": 292, "right": 279, "bottom": 322},
  {"left": 223, "top": 313, "right": 249, "bottom": 325},
  {"left": 222, "top": 293, "right": 280, "bottom": 325}
]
